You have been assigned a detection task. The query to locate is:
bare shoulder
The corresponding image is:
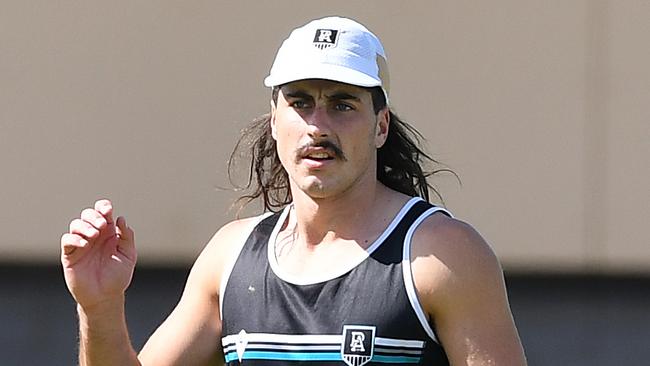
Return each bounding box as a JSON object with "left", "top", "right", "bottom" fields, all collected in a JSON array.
[
  {"left": 202, "top": 215, "right": 266, "bottom": 263},
  {"left": 191, "top": 214, "right": 269, "bottom": 294},
  {"left": 409, "top": 213, "right": 503, "bottom": 314},
  {"left": 411, "top": 213, "right": 499, "bottom": 273}
]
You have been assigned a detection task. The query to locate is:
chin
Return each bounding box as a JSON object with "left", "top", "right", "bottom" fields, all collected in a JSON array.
[
  {"left": 301, "top": 183, "right": 328, "bottom": 197},
  {"left": 296, "top": 180, "right": 335, "bottom": 199},
  {"left": 292, "top": 172, "right": 357, "bottom": 200}
]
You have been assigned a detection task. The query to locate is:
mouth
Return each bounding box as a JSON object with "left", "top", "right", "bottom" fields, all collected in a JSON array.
[
  {"left": 302, "top": 149, "right": 335, "bottom": 161},
  {"left": 296, "top": 141, "right": 346, "bottom": 163}
]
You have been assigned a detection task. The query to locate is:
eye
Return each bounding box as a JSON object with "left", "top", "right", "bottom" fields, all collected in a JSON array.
[
  {"left": 289, "top": 100, "right": 311, "bottom": 109},
  {"left": 334, "top": 103, "right": 354, "bottom": 112}
]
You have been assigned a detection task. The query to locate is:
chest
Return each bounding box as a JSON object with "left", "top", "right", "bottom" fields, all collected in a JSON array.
[
  {"left": 221, "top": 259, "right": 436, "bottom": 365},
  {"left": 273, "top": 238, "right": 371, "bottom": 284},
  {"left": 226, "top": 254, "right": 413, "bottom": 331},
  {"left": 219, "top": 204, "right": 451, "bottom": 365}
]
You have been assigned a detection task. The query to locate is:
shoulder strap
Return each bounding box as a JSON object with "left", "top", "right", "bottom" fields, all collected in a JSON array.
[
  {"left": 218, "top": 212, "right": 275, "bottom": 318},
  {"left": 401, "top": 205, "right": 453, "bottom": 343}
]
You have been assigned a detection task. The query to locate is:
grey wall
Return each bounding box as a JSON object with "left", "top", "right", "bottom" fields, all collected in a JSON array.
[{"left": 2, "top": 2, "right": 649, "bottom": 272}]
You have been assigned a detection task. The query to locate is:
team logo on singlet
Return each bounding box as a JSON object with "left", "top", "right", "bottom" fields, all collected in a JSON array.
[
  {"left": 313, "top": 29, "right": 339, "bottom": 49},
  {"left": 341, "top": 325, "right": 375, "bottom": 366}
]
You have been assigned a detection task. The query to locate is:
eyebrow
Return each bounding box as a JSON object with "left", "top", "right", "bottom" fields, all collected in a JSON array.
[
  {"left": 284, "top": 90, "right": 362, "bottom": 102},
  {"left": 285, "top": 91, "right": 313, "bottom": 100},
  {"left": 326, "top": 92, "right": 361, "bottom": 102}
]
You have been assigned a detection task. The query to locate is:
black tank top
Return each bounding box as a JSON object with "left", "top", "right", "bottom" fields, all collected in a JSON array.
[{"left": 220, "top": 197, "right": 451, "bottom": 365}]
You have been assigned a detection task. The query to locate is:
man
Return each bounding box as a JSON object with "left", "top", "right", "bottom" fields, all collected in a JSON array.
[{"left": 61, "top": 16, "right": 527, "bottom": 365}]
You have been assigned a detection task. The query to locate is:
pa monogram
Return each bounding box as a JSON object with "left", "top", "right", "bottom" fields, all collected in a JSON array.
[
  {"left": 341, "top": 325, "right": 376, "bottom": 366},
  {"left": 313, "top": 29, "right": 339, "bottom": 49}
]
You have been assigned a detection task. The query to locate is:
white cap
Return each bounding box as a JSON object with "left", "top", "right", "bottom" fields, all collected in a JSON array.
[{"left": 264, "top": 16, "right": 390, "bottom": 101}]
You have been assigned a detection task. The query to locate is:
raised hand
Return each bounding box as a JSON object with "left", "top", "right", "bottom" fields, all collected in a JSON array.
[{"left": 61, "top": 199, "right": 137, "bottom": 309}]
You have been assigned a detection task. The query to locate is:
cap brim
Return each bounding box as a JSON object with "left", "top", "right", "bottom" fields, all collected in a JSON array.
[{"left": 264, "top": 63, "right": 382, "bottom": 89}]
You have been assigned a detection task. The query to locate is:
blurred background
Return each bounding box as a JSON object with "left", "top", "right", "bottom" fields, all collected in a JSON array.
[{"left": 1, "top": 1, "right": 648, "bottom": 365}]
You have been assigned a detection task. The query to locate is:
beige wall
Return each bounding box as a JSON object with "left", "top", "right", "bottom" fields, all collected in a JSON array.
[{"left": 1, "top": 1, "right": 648, "bottom": 272}]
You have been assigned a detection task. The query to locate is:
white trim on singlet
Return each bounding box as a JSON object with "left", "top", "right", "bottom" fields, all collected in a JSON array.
[
  {"left": 219, "top": 212, "right": 274, "bottom": 319},
  {"left": 267, "top": 196, "right": 424, "bottom": 285},
  {"left": 221, "top": 332, "right": 425, "bottom": 349},
  {"left": 401, "top": 206, "right": 453, "bottom": 344}
]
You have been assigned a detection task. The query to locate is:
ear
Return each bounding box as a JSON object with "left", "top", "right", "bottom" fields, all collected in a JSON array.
[
  {"left": 374, "top": 108, "right": 390, "bottom": 148},
  {"left": 270, "top": 99, "right": 278, "bottom": 140}
]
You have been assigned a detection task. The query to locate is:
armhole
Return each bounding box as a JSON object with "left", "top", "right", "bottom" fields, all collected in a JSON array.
[
  {"left": 401, "top": 206, "right": 453, "bottom": 344},
  {"left": 218, "top": 212, "right": 274, "bottom": 319}
]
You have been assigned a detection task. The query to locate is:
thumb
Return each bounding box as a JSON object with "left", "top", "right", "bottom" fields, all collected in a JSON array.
[{"left": 115, "top": 216, "right": 136, "bottom": 260}]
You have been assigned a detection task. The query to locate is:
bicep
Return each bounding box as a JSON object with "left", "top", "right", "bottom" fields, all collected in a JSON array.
[
  {"left": 137, "top": 268, "right": 224, "bottom": 366},
  {"left": 433, "top": 260, "right": 525, "bottom": 365},
  {"left": 412, "top": 217, "right": 526, "bottom": 365},
  {"left": 137, "top": 289, "right": 223, "bottom": 366},
  {"left": 137, "top": 234, "right": 229, "bottom": 366}
]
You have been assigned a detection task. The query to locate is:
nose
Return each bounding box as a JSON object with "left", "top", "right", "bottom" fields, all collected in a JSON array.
[{"left": 304, "top": 106, "right": 332, "bottom": 139}]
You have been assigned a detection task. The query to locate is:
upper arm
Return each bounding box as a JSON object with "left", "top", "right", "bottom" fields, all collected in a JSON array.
[
  {"left": 137, "top": 218, "right": 257, "bottom": 366},
  {"left": 411, "top": 215, "right": 527, "bottom": 366}
]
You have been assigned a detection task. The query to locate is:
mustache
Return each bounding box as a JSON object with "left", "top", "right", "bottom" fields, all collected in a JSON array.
[{"left": 295, "top": 140, "right": 347, "bottom": 161}]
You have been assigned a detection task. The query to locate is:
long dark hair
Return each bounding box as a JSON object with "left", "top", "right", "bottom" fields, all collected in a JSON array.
[{"left": 228, "top": 86, "right": 455, "bottom": 212}]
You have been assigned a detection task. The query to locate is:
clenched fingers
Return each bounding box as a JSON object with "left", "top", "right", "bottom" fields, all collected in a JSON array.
[
  {"left": 80, "top": 208, "right": 107, "bottom": 230},
  {"left": 61, "top": 233, "right": 88, "bottom": 256},
  {"left": 69, "top": 218, "right": 100, "bottom": 240},
  {"left": 94, "top": 199, "right": 114, "bottom": 224}
]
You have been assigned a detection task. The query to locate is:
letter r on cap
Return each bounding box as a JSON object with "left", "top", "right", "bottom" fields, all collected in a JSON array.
[{"left": 318, "top": 30, "right": 333, "bottom": 43}]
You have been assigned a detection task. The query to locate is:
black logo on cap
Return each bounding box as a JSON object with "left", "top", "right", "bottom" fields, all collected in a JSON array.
[{"left": 313, "top": 29, "right": 339, "bottom": 49}]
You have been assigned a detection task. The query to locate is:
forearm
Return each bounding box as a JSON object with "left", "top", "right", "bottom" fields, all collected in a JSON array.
[{"left": 77, "top": 297, "right": 140, "bottom": 366}]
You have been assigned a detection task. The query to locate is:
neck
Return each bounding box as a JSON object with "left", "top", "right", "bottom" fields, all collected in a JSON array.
[{"left": 287, "top": 182, "right": 402, "bottom": 247}]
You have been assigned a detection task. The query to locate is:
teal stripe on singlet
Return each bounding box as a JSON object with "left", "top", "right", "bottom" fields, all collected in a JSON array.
[
  {"left": 372, "top": 354, "right": 422, "bottom": 363},
  {"left": 225, "top": 351, "right": 342, "bottom": 363}
]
